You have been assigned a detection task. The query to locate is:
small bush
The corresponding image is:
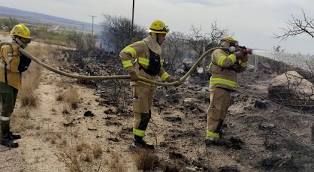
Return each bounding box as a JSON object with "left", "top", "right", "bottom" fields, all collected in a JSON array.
[
  {"left": 76, "top": 143, "right": 91, "bottom": 152},
  {"left": 108, "top": 152, "right": 126, "bottom": 172},
  {"left": 20, "top": 63, "right": 41, "bottom": 108},
  {"left": 0, "top": 17, "right": 19, "bottom": 31},
  {"left": 92, "top": 144, "right": 103, "bottom": 159},
  {"left": 58, "top": 87, "right": 80, "bottom": 110},
  {"left": 132, "top": 150, "right": 159, "bottom": 171},
  {"left": 57, "top": 151, "right": 83, "bottom": 172}
]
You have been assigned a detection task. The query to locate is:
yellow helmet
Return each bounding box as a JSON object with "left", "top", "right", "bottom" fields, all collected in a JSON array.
[
  {"left": 149, "top": 20, "right": 169, "bottom": 34},
  {"left": 10, "top": 24, "right": 31, "bottom": 39},
  {"left": 221, "top": 36, "right": 238, "bottom": 44}
]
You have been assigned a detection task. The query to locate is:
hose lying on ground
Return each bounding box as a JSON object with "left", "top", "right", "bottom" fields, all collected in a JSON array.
[{"left": 19, "top": 47, "right": 218, "bottom": 86}]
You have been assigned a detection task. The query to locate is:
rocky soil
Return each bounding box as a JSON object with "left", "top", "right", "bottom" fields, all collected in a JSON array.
[
  {"left": 0, "top": 34, "right": 313, "bottom": 171},
  {"left": 58, "top": 49, "right": 314, "bottom": 172}
]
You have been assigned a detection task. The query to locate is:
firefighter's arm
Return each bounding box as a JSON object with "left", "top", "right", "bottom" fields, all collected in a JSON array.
[
  {"left": 212, "top": 49, "right": 236, "bottom": 68},
  {"left": 119, "top": 45, "right": 137, "bottom": 71},
  {"left": 119, "top": 43, "right": 144, "bottom": 81}
]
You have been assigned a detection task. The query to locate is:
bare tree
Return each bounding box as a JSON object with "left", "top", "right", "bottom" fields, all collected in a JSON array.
[
  {"left": 66, "top": 32, "right": 96, "bottom": 51},
  {"left": 101, "top": 15, "right": 146, "bottom": 54},
  {"left": 0, "top": 17, "right": 19, "bottom": 31},
  {"left": 276, "top": 10, "right": 314, "bottom": 39},
  {"left": 208, "top": 22, "right": 227, "bottom": 47},
  {"left": 162, "top": 32, "right": 187, "bottom": 72},
  {"left": 187, "top": 22, "right": 227, "bottom": 58},
  {"left": 187, "top": 25, "right": 207, "bottom": 58},
  {"left": 162, "top": 22, "right": 227, "bottom": 73}
]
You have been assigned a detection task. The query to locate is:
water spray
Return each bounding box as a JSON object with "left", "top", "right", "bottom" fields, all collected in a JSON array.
[{"left": 239, "top": 46, "right": 275, "bottom": 59}]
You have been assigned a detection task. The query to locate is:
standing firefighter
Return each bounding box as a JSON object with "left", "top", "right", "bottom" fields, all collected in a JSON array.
[
  {"left": 0, "top": 24, "right": 32, "bottom": 148},
  {"left": 205, "top": 36, "right": 249, "bottom": 146},
  {"left": 119, "top": 20, "right": 173, "bottom": 149}
]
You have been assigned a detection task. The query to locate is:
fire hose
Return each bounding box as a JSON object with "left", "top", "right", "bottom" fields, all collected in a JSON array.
[{"left": 19, "top": 47, "right": 219, "bottom": 86}]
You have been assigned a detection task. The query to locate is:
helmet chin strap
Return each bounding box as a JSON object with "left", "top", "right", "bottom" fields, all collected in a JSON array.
[{"left": 13, "top": 37, "right": 27, "bottom": 48}]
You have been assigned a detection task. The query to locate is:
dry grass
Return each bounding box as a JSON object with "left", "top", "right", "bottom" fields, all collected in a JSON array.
[
  {"left": 62, "top": 104, "right": 70, "bottom": 114},
  {"left": 108, "top": 152, "right": 127, "bottom": 172},
  {"left": 42, "top": 132, "right": 67, "bottom": 147},
  {"left": 80, "top": 153, "right": 92, "bottom": 162},
  {"left": 19, "top": 43, "right": 58, "bottom": 108},
  {"left": 56, "top": 94, "right": 64, "bottom": 101},
  {"left": 11, "top": 108, "right": 34, "bottom": 132},
  {"left": 75, "top": 143, "right": 102, "bottom": 159},
  {"left": 57, "top": 87, "right": 80, "bottom": 110},
  {"left": 27, "top": 43, "right": 58, "bottom": 58},
  {"left": 132, "top": 150, "right": 159, "bottom": 171},
  {"left": 57, "top": 150, "right": 83, "bottom": 172},
  {"left": 58, "top": 142, "right": 105, "bottom": 172},
  {"left": 76, "top": 143, "right": 91, "bottom": 152},
  {"left": 19, "top": 63, "right": 41, "bottom": 107},
  {"left": 92, "top": 144, "right": 103, "bottom": 159}
]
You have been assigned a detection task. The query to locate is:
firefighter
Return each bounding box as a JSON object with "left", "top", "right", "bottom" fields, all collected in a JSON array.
[
  {"left": 205, "top": 36, "right": 248, "bottom": 146},
  {"left": 119, "top": 20, "right": 173, "bottom": 149},
  {"left": 0, "top": 24, "right": 32, "bottom": 148}
]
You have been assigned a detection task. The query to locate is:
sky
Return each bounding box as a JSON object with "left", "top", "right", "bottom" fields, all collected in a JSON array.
[{"left": 1, "top": 0, "right": 314, "bottom": 54}]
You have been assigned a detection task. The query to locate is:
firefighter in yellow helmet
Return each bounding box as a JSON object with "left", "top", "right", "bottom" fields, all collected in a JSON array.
[
  {"left": 119, "top": 20, "right": 173, "bottom": 149},
  {"left": 0, "top": 24, "right": 32, "bottom": 148},
  {"left": 205, "top": 36, "right": 248, "bottom": 146}
]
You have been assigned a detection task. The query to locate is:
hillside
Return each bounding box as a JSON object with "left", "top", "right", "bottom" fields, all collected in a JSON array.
[{"left": 0, "top": 6, "right": 102, "bottom": 33}]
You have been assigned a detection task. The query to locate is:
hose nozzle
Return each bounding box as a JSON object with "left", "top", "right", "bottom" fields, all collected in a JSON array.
[
  {"left": 239, "top": 46, "right": 253, "bottom": 55},
  {"left": 245, "top": 48, "right": 253, "bottom": 55}
]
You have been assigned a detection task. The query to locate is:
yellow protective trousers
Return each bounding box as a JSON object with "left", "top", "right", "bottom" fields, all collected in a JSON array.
[
  {"left": 132, "top": 82, "right": 155, "bottom": 138},
  {"left": 207, "top": 87, "right": 231, "bottom": 139}
]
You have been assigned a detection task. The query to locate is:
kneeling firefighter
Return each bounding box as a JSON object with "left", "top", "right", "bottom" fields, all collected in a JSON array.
[
  {"left": 206, "top": 36, "right": 250, "bottom": 146},
  {"left": 119, "top": 20, "right": 174, "bottom": 149},
  {"left": 0, "top": 24, "right": 32, "bottom": 148}
]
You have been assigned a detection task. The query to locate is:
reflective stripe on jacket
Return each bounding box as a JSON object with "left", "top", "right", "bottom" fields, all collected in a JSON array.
[
  {"left": 0, "top": 43, "right": 21, "bottom": 90},
  {"left": 119, "top": 35, "right": 170, "bottom": 84},
  {"left": 209, "top": 49, "right": 247, "bottom": 90}
]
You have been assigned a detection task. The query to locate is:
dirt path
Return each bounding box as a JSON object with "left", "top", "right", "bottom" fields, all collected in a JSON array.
[
  {"left": 0, "top": 39, "right": 122, "bottom": 171},
  {"left": 0, "top": 33, "right": 138, "bottom": 171}
]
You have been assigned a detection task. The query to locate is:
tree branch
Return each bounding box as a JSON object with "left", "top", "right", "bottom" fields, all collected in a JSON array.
[{"left": 276, "top": 10, "right": 314, "bottom": 39}]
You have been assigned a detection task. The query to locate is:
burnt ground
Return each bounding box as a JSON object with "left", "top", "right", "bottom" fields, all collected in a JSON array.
[
  {"left": 57, "top": 50, "right": 314, "bottom": 172},
  {"left": 1, "top": 43, "right": 311, "bottom": 172}
]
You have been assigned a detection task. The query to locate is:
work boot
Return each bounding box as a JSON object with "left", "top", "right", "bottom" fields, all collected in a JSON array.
[
  {"left": 130, "top": 136, "right": 154, "bottom": 150},
  {"left": 205, "top": 137, "right": 243, "bottom": 150},
  {"left": 215, "top": 120, "right": 225, "bottom": 137},
  {"left": 205, "top": 137, "right": 230, "bottom": 147},
  {"left": 1, "top": 134, "right": 19, "bottom": 148},
  {"left": 9, "top": 131, "right": 21, "bottom": 140},
  {"left": 228, "top": 137, "right": 244, "bottom": 150}
]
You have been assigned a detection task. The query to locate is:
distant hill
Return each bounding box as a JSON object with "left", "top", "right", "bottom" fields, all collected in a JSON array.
[{"left": 0, "top": 6, "right": 102, "bottom": 33}]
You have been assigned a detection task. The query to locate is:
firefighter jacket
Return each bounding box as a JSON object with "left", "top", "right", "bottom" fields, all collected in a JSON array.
[
  {"left": 208, "top": 48, "right": 248, "bottom": 91},
  {"left": 119, "top": 35, "right": 170, "bottom": 85},
  {"left": 0, "top": 42, "right": 22, "bottom": 90}
]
